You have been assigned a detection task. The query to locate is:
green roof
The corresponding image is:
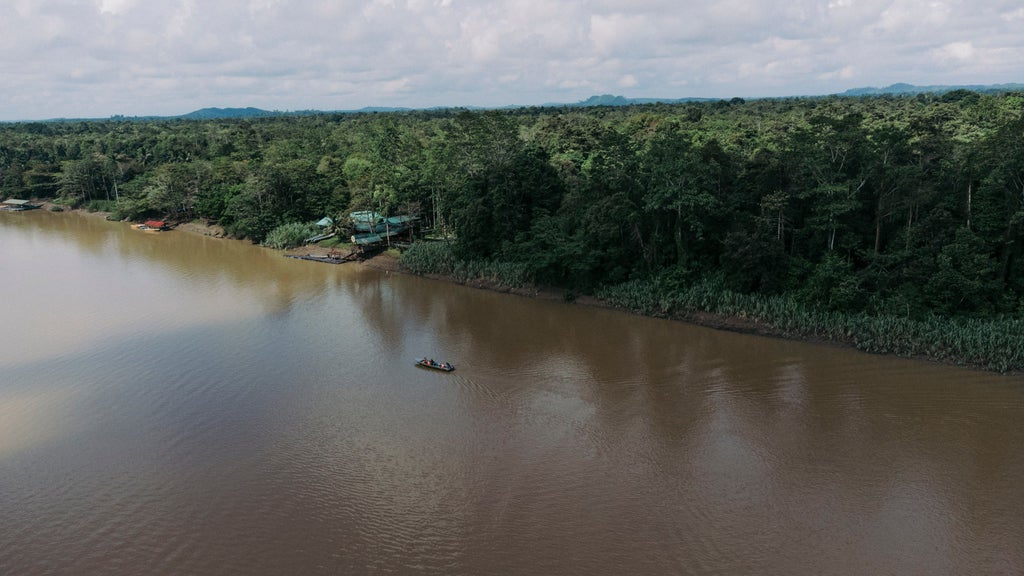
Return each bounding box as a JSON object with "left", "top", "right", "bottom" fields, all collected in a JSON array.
[{"left": 351, "top": 233, "right": 383, "bottom": 245}]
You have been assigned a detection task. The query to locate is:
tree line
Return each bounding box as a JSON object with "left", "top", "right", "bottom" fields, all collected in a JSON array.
[{"left": 3, "top": 92, "right": 1024, "bottom": 349}]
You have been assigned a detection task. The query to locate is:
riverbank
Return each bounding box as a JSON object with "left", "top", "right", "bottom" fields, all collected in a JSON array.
[
  {"left": 359, "top": 250, "right": 829, "bottom": 349},
  {"left": 9, "top": 208, "right": 1021, "bottom": 576},
  {"left": 32, "top": 205, "right": 1020, "bottom": 373},
  {"left": 360, "top": 245, "right": 1024, "bottom": 374},
  {"left": 360, "top": 250, "right": 607, "bottom": 305}
]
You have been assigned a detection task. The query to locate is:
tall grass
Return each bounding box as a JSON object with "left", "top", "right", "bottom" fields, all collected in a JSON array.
[
  {"left": 84, "top": 199, "right": 117, "bottom": 213},
  {"left": 400, "top": 241, "right": 455, "bottom": 275},
  {"left": 598, "top": 275, "right": 1024, "bottom": 372},
  {"left": 450, "top": 260, "right": 533, "bottom": 288},
  {"left": 401, "top": 243, "right": 1024, "bottom": 371},
  {"left": 400, "top": 241, "right": 534, "bottom": 289},
  {"left": 262, "top": 222, "right": 319, "bottom": 249}
]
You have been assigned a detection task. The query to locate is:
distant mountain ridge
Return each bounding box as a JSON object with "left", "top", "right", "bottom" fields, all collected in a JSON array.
[
  {"left": 177, "top": 107, "right": 279, "bottom": 120},
  {"left": 838, "top": 82, "right": 1024, "bottom": 96},
  {"left": 161, "top": 94, "right": 723, "bottom": 120},
  {"left": 16, "top": 82, "right": 1021, "bottom": 123},
  {"left": 572, "top": 84, "right": 1024, "bottom": 107},
  {"left": 566, "top": 94, "right": 719, "bottom": 107},
  {"left": 189, "top": 83, "right": 1019, "bottom": 119}
]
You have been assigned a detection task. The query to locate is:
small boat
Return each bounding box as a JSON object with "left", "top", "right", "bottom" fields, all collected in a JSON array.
[
  {"left": 416, "top": 358, "right": 455, "bottom": 372},
  {"left": 1, "top": 199, "right": 40, "bottom": 211},
  {"left": 134, "top": 220, "right": 168, "bottom": 231}
]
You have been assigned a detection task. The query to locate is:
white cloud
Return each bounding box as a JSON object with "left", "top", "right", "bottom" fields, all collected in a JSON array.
[
  {"left": 0, "top": 0, "right": 1022, "bottom": 119},
  {"left": 1002, "top": 7, "right": 1024, "bottom": 21},
  {"left": 96, "top": 0, "right": 137, "bottom": 14},
  {"left": 818, "top": 65, "right": 856, "bottom": 81},
  {"left": 934, "top": 41, "right": 975, "bottom": 62},
  {"left": 165, "top": 0, "right": 195, "bottom": 38},
  {"left": 589, "top": 13, "right": 650, "bottom": 56}
]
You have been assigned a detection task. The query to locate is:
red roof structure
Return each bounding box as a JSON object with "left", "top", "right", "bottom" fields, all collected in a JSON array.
[{"left": 144, "top": 221, "right": 166, "bottom": 228}]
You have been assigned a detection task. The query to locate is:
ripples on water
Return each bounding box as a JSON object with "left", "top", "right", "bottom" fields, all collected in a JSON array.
[{"left": 1, "top": 211, "right": 1023, "bottom": 575}]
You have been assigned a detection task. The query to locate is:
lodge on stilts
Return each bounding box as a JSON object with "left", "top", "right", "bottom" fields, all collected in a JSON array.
[{"left": 286, "top": 211, "right": 419, "bottom": 265}]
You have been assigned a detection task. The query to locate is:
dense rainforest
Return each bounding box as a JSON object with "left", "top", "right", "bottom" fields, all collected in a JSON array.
[{"left": 3, "top": 92, "right": 1024, "bottom": 370}]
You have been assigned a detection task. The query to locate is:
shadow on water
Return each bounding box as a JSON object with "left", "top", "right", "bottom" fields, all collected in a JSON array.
[
  {"left": 2, "top": 210, "right": 340, "bottom": 314},
  {"left": 337, "top": 265, "right": 1024, "bottom": 574},
  {"left": 3, "top": 209, "right": 1024, "bottom": 575}
]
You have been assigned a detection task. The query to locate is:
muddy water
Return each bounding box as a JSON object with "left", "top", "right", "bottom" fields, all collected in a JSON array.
[{"left": 1, "top": 210, "right": 1022, "bottom": 575}]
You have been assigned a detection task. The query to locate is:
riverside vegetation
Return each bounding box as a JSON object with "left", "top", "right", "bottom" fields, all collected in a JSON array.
[{"left": 2, "top": 90, "right": 1024, "bottom": 370}]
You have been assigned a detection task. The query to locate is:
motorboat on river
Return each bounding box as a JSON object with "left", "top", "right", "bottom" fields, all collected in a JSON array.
[{"left": 416, "top": 358, "right": 455, "bottom": 372}]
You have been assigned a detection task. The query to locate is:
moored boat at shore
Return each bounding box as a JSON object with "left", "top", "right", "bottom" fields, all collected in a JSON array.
[
  {"left": 1, "top": 199, "right": 40, "bottom": 211},
  {"left": 134, "top": 220, "right": 169, "bottom": 231}
]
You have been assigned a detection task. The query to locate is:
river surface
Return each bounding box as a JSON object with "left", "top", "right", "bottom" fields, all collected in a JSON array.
[{"left": 1, "top": 210, "right": 1023, "bottom": 576}]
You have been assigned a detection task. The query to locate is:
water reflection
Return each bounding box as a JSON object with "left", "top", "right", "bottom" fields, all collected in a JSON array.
[
  {"left": 337, "top": 268, "right": 1024, "bottom": 574},
  {"left": 0, "top": 386, "right": 77, "bottom": 457},
  {"left": 0, "top": 211, "right": 349, "bottom": 365},
  {"left": 4, "top": 210, "right": 341, "bottom": 306},
  {"left": 2, "top": 210, "right": 1023, "bottom": 575}
]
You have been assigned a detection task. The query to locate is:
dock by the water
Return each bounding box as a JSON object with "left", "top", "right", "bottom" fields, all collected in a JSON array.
[
  {"left": 285, "top": 252, "right": 356, "bottom": 265},
  {"left": 285, "top": 246, "right": 376, "bottom": 265},
  {"left": 1, "top": 199, "right": 41, "bottom": 211}
]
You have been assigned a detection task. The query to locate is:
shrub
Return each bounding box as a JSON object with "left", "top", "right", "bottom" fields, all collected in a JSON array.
[
  {"left": 596, "top": 273, "right": 1024, "bottom": 372},
  {"left": 400, "top": 241, "right": 455, "bottom": 275},
  {"left": 84, "top": 199, "right": 117, "bottom": 213},
  {"left": 262, "top": 222, "right": 320, "bottom": 249},
  {"left": 400, "top": 241, "right": 535, "bottom": 288}
]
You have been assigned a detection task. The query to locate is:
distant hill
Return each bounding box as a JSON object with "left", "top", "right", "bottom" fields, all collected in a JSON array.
[
  {"left": 576, "top": 94, "right": 634, "bottom": 106},
  {"left": 553, "top": 94, "right": 719, "bottom": 108},
  {"left": 18, "top": 82, "right": 1021, "bottom": 124},
  {"left": 171, "top": 105, "right": 414, "bottom": 120},
  {"left": 177, "top": 107, "right": 279, "bottom": 120},
  {"left": 169, "top": 97, "right": 714, "bottom": 120},
  {"left": 838, "top": 82, "right": 1024, "bottom": 97}
]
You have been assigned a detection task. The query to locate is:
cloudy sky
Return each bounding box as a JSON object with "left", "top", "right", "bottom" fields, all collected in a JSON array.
[{"left": 1, "top": 0, "right": 1022, "bottom": 120}]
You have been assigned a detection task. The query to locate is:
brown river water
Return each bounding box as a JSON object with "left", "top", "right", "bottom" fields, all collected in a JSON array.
[{"left": 1, "top": 210, "right": 1022, "bottom": 575}]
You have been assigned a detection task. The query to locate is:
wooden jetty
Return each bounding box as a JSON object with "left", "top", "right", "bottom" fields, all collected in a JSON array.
[
  {"left": 1, "top": 199, "right": 41, "bottom": 211},
  {"left": 285, "top": 247, "right": 361, "bottom": 265}
]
